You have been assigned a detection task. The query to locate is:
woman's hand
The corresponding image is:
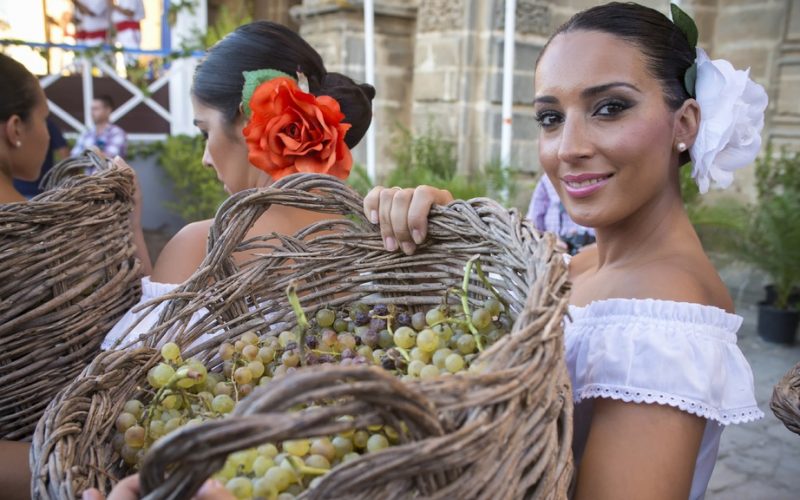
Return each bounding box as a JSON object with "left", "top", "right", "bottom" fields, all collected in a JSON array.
[
  {"left": 81, "top": 475, "right": 235, "bottom": 500},
  {"left": 363, "top": 186, "right": 454, "bottom": 255}
]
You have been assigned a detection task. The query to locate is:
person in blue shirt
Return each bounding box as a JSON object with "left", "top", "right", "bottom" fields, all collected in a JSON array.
[{"left": 12, "top": 117, "right": 69, "bottom": 198}]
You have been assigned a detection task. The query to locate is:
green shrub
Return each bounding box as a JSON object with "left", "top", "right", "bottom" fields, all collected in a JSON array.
[{"left": 156, "top": 135, "right": 227, "bottom": 222}]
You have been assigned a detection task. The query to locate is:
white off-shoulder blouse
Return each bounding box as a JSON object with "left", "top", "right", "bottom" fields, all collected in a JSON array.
[{"left": 565, "top": 298, "right": 762, "bottom": 500}]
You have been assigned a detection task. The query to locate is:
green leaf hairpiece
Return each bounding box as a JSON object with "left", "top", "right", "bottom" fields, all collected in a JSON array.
[
  {"left": 241, "top": 69, "right": 294, "bottom": 119},
  {"left": 671, "top": 3, "right": 699, "bottom": 98}
]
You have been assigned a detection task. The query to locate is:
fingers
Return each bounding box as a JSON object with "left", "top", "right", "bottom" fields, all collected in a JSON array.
[
  {"left": 194, "top": 479, "right": 236, "bottom": 500},
  {"left": 378, "top": 187, "right": 399, "bottom": 252},
  {"left": 389, "top": 189, "right": 416, "bottom": 255},
  {"left": 81, "top": 489, "right": 104, "bottom": 500},
  {"left": 407, "top": 186, "right": 440, "bottom": 246},
  {"left": 363, "top": 186, "right": 382, "bottom": 225}
]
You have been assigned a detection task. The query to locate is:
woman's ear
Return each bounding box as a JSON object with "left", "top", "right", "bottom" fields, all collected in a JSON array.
[
  {"left": 3, "top": 115, "right": 23, "bottom": 147},
  {"left": 675, "top": 98, "right": 701, "bottom": 151}
]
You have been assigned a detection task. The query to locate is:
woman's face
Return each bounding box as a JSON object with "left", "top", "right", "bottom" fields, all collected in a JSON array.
[
  {"left": 534, "top": 30, "right": 686, "bottom": 230},
  {"left": 191, "top": 96, "right": 267, "bottom": 194},
  {"left": 10, "top": 84, "right": 49, "bottom": 181}
]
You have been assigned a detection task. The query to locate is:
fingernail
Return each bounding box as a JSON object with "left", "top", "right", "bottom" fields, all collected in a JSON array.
[
  {"left": 384, "top": 237, "right": 397, "bottom": 252},
  {"left": 81, "top": 491, "right": 96, "bottom": 500},
  {"left": 370, "top": 210, "right": 378, "bottom": 224},
  {"left": 412, "top": 229, "right": 423, "bottom": 244},
  {"left": 401, "top": 242, "right": 415, "bottom": 255}
]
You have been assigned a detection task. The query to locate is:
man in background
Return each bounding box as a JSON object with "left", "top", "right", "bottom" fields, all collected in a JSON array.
[
  {"left": 112, "top": 0, "right": 145, "bottom": 67},
  {"left": 13, "top": 118, "right": 69, "bottom": 198},
  {"left": 72, "top": 0, "right": 110, "bottom": 47},
  {"left": 71, "top": 95, "right": 127, "bottom": 170}
]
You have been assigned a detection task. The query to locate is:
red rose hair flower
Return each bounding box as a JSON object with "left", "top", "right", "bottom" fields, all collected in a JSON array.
[{"left": 242, "top": 75, "right": 353, "bottom": 181}]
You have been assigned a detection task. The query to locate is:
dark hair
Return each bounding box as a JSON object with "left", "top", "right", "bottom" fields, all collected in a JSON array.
[
  {"left": 0, "top": 53, "right": 40, "bottom": 122},
  {"left": 94, "top": 94, "right": 115, "bottom": 109},
  {"left": 542, "top": 2, "right": 695, "bottom": 110},
  {"left": 192, "top": 21, "right": 375, "bottom": 149}
]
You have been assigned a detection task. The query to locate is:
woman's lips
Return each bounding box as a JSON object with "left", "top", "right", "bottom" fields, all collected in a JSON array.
[{"left": 561, "top": 173, "right": 614, "bottom": 198}]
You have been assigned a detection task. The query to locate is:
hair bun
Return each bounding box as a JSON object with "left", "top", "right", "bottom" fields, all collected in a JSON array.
[{"left": 319, "top": 72, "right": 374, "bottom": 149}]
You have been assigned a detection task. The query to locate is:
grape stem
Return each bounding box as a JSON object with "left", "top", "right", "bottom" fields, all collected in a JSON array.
[
  {"left": 287, "top": 456, "right": 329, "bottom": 477},
  {"left": 470, "top": 256, "right": 509, "bottom": 313},
  {"left": 393, "top": 346, "right": 411, "bottom": 362},
  {"left": 286, "top": 281, "right": 309, "bottom": 367},
  {"left": 461, "top": 256, "right": 483, "bottom": 351}
]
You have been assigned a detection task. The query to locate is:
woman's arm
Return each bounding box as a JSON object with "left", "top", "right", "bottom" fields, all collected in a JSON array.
[
  {"left": 0, "top": 440, "right": 31, "bottom": 500},
  {"left": 575, "top": 400, "right": 705, "bottom": 500}
]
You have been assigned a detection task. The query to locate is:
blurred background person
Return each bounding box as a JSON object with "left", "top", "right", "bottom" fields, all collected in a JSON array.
[
  {"left": 527, "top": 174, "right": 595, "bottom": 255},
  {"left": 112, "top": 0, "right": 145, "bottom": 67},
  {"left": 71, "top": 94, "right": 127, "bottom": 170},
  {"left": 71, "top": 0, "right": 110, "bottom": 47},
  {"left": 12, "top": 117, "right": 69, "bottom": 198}
]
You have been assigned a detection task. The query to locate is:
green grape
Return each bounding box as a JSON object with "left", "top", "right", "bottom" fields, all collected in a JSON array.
[
  {"left": 149, "top": 419, "right": 165, "bottom": 439},
  {"left": 410, "top": 347, "right": 431, "bottom": 363},
  {"left": 264, "top": 466, "right": 292, "bottom": 492},
  {"left": 305, "top": 454, "right": 331, "bottom": 470},
  {"left": 434, "top": 324, "right": 454, "bottom": 342},
  {"left": 283, "top": 439, "right": 311, "bottom": 457},
  {"left": 259, "top": 376, "right": 272, "bottom": 386},
  {"left": 148, "top": 363, "right": 175, "bottom": 389},
  {"left": 310, "top": 438, "right": 335, "bottom": 462},
  {"left": 279, "top": 458, "right": 300, "bottom": 481},
  {"left": 242, "top": 344, "right": 259, "bottom": 361},
  {"left": 212, "top": 394, "right": 235, "bottom": 414},
  {"left": 161, "top": 342, "right": 181, "bottom": 362},
  {"left": 372, "top": 349, "right": 385, "bottom": 364},
  {"left": 411, "top": 312, "right": 427, "bottom": 331},
  {"left": 219, "top": 343, "right": 235, "bottom": 361},
  {"left": 366, "top": 434, "right": 389, "bottom": 453},
  {"left": 333, "top": 318, "right": 349, "bottom": 333},
  {"left": 331, "top": 436, "right": 353, "bottom": 458},
  {"left": 408, "top": 360, "right": 426, "bottom": 378},
  {"left": 425, "top": 307, "right": 446, "bottom": 326},
  {"left": 251, "top": 455, "right": 275, "bottom": 476},
  {"left": 281, "top": 351, "right": 300, "bottom": 368},
  {"left": 472, "top": 308, "right": 492, "bottom": 330},
  {"left": 420, "top": 364, "right": 439, "bottom": 380},
  {"left": 469, "top": 360, "right": 489, "bottom": 374},
  {"left": 248, "top": 360, "right": 265, "bottom": 379},
  {"left": 242, "top": 331, "right": 259, "bottom": 346},
  {"left": 357, "top": 345, "right": 373, "bottom": 360},
  {"left": 432, "top": 348, "right": 453, "bottom": 369},
  {"left": 115, "top": 412, "right": 137, "bottom": 433},
  {"left": 352, "top": 430, "right": 369, "bottom": 449},
  {"left": 367, "top": 424, "right": 382, "bottom": 432},
  {"left": 259, "top": 345, "right": 276, "bottom": 363},
  {"left": 278, "top": 493, "right": 297, "bottom": 500},
  {"left": 316, "top": 308, "right": 336, "bottom": 328},
  {"left": 342, "top": 451, "right": 360, "bottom": 463},
  {"left": 278, "top": 330, "right": 297, "bottom": 348},
  {"left": 384, "top": 425, "right": 399, "bottom": 442},
  {"left": 124, "top": 425, "right": 145, "bottom": 448},
  {"left": 234, "top": 340, "right": 245, "bottom": 353},
  {"left": 377, "top": 330, "right": 394, "bottom": 349},
  {"left": 309, "top": 477, "right": 324, "bottom": 490},
  {"left": 233, "top": 367, "right": 253, "bottom": 385},
  {"left": 253, "top": 477, "right": 276, "bottom": 498},
  {"left": 393, "top": 327, "right": 416, "bottom": 349},
  {"left": 239, "top": 383, "right": 254, "bottom": 397},
  {"left": 416, "top": 329, "right": 439, "bottom": 352},
  {"left": 214, "top": 381, "right": 233, "bottom": 397},
  {"left": 164, "top": 417, "right": 182, "bottom": 434},
  {"left": 485, "top": 297, "right": 502, "bottom": 316},
  {"left": 258, "top": 443, "right": 280, "bottom": 458},
  {"left": 204, "top": 372, "right": 221, "bottom": 392},
  {"left": 338, "top": 333, "right": 357, "bottom": 351},
  {"left": 445, "top": 353, "right": 465, "bottom": 373},
  {"left": 161, "top": 394, "right": 179, "bottom": 410},
  {"left": 226, "top": 477, "right": 253, "bottom": 499},
  {"left": 456, "top": 334, "right": 477, "bottom": 354},
  {"left": 120, "top": 444, "right": 139, "bottom": 465},
  {"left": 229, "top": 449, "right": 258, "bottom": 474}
]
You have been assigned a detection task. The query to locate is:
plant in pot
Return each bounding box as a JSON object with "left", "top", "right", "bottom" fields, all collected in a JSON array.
[{"left": 731, "top": 144, "right": 800, "bottom": 344}]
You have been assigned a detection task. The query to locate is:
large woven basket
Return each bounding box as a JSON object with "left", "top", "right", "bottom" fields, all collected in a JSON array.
[
  {"left": 0, "top": 152, "right": 141, "bottom": 440},
  {"left": 32, "top": 174, "right": 573, "bottom": 499},
  {"left": 771, "top": 361, "right": 800, "bottom": 436}
]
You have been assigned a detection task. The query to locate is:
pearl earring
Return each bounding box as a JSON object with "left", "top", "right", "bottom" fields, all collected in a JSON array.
[
  {"left": 15, "top": 141, "right": 21, "bottom": 148},
  {"left": 677, "top": 142, "right": 687, "bottom": 152}
]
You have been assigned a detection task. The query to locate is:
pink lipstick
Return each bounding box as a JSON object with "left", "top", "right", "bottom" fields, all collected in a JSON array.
[{"left": 561, "top": 173, "right": 613, "bottom": 198}]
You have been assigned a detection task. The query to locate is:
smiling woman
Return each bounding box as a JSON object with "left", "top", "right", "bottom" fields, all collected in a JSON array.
[{"left": 362, "top": 2, "right": 765, "bottom": 499}]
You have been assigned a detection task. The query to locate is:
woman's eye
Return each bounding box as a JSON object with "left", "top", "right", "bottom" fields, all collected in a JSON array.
[
  {"left": 200, "top": 130, "right": 209, "bottom": 141},
  {"left": 595, "top": 100, "right": 629, "bottom": 117},
  {"left": 535, "top": 111, "right": 562, "bottom": 128}
]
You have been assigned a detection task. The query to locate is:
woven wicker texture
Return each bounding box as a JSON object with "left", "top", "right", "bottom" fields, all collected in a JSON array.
[
  {"left": 771, "top": 361, "right": 800, "bottom": 436},
  {"left": 32, "top": 174, "right": 573, "bottom": 499},
  {"left": 0, "top": 152, "right": 141, "bottom": 440}
]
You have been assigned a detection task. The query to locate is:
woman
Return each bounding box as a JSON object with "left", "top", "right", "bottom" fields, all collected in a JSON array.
[
  {"left": 103, "top": 21, "right": 375, "bottom": 347},
  {"left": 364, "top": 3, "right": 763, "bottom": 499}
]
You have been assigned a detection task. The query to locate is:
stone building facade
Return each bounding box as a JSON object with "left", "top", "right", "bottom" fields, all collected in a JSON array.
[{"left": 240, "top": 0, "right": 800, "bottom": 201}]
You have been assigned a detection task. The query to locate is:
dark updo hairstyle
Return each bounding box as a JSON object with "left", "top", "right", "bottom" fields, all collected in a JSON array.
[
  {"left": 0, "top": 53, "right": 40, "bottom": 123},
  {"left": 192, "top": 21, "right": 376, "bottom": 149},
  {"left": 542, "top": 2, "right": 695, "bottom": 111}
]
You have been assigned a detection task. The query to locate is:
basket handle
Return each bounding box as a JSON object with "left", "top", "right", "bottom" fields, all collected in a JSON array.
[{"left": 139, "top": 365, "right": 444, "bottom": 499}]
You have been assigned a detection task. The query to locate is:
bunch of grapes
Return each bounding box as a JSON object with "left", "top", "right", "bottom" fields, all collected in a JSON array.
[{"left": 112, "top": 279, "right": 513, "bottom": 499}]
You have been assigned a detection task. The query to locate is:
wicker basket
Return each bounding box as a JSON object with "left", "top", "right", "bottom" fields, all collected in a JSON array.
[
  {"left": 32, "top": 174, "right": 573, "bottom": 499},
  {"left": 0, "top": 152, "right": 142, "bottom": 440},
  {"left": 771, "top": 361, "right": 800, "bottom": 436}
]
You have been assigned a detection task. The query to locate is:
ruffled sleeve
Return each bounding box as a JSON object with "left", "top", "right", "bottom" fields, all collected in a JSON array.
[
  {"left": 101, "top": 277, "right": 184, "bottom": 350},
  {"left": 565, "top": 298, "right": 763, "bottom": 425}
]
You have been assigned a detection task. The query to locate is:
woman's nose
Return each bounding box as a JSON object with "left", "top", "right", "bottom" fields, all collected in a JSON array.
[{"left": 557, "top": 115, "right": 594, "bottom": 163}]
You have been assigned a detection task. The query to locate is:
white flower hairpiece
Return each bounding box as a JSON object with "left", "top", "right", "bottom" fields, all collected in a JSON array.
[{"left": 689, "top": 48, "right": 768, "bottom": 193}]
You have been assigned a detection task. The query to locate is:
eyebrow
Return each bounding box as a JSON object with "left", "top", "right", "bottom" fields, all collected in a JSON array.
[{"left": 534, "top": 82, "right": 642, "bottom": 105}]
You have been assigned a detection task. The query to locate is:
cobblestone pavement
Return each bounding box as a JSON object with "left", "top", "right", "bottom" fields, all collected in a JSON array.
[{"left": 707, "top": 266, "right": 800, "bottom": 499}]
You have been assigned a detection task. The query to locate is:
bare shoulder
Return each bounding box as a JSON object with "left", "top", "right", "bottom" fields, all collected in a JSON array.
[
  {"left": 569, "top": 243, "right": 598, "bottom": 281},
  {"left": 150, "top": 219, "right": 213, "bottom": 284},
  {"left": 621, "top": 257, "right": 734, "bottom": 312}
]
